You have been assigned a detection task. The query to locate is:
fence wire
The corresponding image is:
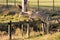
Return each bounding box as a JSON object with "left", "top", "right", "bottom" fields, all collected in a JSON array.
[{"left": 0, "top": 0, "right": 60, "bottom": 10}]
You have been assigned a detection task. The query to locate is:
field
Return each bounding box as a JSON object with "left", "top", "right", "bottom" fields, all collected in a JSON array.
[
  {"left": 0, "top": 0, "right": 60, "bottom": 40},
  {"left": 0, "top": 32, "right": 60, "bottom": 40},
  {"left": 0, "top": 0, "right": 60, "bottom": 7}
]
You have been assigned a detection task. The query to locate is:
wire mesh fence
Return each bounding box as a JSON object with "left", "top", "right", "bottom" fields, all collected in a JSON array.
[
  {"left": 0, "top": 0, "right": 21, "bottom": 5},
  {"left": 28, "top": 0, "right": 60, "bottom": 11},
  {"left": 0, "top": 0, "right": 60, "bottom": 10}
]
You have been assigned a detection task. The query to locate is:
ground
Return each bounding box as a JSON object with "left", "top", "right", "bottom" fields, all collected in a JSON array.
[
  {"left": 0, "top": 0, "right": 60, "bottom": 40},
  {"left": 0, "top": 32, "right": 60, "bottom": 40}
]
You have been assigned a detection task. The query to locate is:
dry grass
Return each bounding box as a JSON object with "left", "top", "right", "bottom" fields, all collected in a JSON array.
[
  {"left": 0, "top": 0, "right": 60, "bottom": 7},
  {"left": 30, "top": 32, "right": 60, "bottom": 40},
  {"left": 0, "top": 30, "right": 60, "bottom": 40}
]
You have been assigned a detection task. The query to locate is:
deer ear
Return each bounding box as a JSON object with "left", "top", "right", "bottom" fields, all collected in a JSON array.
[{"left": 17, "top": 5, "right": 22, "bottom": 9}]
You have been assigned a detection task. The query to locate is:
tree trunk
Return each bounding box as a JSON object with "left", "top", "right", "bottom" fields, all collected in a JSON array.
[{"left": 22, "top": 0, "right": 27, "bottom": 12}]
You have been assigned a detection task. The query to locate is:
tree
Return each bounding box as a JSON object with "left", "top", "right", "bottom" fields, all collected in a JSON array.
[{"left": 22, "top": 0, "right": 27, "bottom": 12}]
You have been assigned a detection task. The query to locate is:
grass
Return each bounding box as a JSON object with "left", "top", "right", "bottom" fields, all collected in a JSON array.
[
  {"left": 0, "top": 13, "right": 38, "bottom": 23},
  {"left": 0, "top": 0, "right": 60, "bottom": 7},
  {"left": 0, "top": 0, "right": 60, "bottom": 40},
  {"left": 29, "top": 32, "right": 60, "bottom": 40},
  {"left": 0, "top": 32, "right": 60, "bottom": 40}
]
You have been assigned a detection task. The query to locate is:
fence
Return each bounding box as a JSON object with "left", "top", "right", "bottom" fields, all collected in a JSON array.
[
  {"left": 0, "top": 0, "right": 60, "bottom": 40},
  {"left": 0, "top": 20, "right": 47, "bottom": 40},
  {"left": 0, "top": 0, "right": 60, "bottom": 10},
  {"left": 0, "top": 17, "right": 59, "bottom": 40}
]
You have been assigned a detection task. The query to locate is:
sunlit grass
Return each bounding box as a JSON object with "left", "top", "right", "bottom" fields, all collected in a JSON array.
[
  {"left": 0, "top": 0, "right": 60, "bottom": 7},
  {"left": 0, "top": 13, "right": 29, "bottom": 23},
  {"left": 29, "top": 32, "right": 60, "bottom": 40}
]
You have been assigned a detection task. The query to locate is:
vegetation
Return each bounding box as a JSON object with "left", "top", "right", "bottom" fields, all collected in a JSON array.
[
  {"left": 29, "top": 32, "right": 60, "bottom": 40},
  {"left": 0, "top": 13, "right": 28, "bottom": 23},
  {"left": 0, "top": 0, "right": 60, "bottom": 40}
]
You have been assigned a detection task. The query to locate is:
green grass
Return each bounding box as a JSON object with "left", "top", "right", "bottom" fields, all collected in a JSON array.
[{"left": 0, "top": 13, "right": 29, "bottom": 23}]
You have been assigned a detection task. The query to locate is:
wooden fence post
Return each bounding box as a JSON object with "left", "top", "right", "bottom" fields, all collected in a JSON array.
[
  {"left": 14, "top": 0, "right": 16, "bottom": 6},
  {"left": 37, "top": 0, "right": 39, "bottom": 11},
  {"left": 6, "top": 0, "right": 9, "bottom": 8},
  {"left": 53, "top": 0, "right": 55, "bottom": 11},
  {"left": 8, "top": 21, "right": 12, "bottom": 40}
]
